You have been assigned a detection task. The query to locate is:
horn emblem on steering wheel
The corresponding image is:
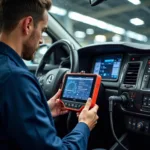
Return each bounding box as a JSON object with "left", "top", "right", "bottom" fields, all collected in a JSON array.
[{"left": 47, "top": 74, "right": 54, "bottom": 84}]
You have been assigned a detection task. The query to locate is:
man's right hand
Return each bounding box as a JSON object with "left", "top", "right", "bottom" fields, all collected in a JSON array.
[{"left": 78, "top": 98, "right": 99, "bottom": 131}]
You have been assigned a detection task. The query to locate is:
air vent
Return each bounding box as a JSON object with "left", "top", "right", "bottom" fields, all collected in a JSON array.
[{"left": 124, "top": 62, "right": 140, "bottom": 85}]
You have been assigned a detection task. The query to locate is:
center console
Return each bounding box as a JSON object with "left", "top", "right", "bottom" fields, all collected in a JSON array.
[
  {"left": 92, "top": 54, "right": 150, "bottom": 136},
  {"left": 119, "top": 55, "right": 150, "bottom": 136}
]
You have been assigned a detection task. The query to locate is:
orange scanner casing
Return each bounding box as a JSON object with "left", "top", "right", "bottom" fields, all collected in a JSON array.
[{"left": 60, "top": 73, "right": 102, "bottom": 112}]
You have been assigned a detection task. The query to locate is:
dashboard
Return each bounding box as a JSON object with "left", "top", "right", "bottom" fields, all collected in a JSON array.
[{"left": 78, "top": 42, "right": 150, "bottom": 138}]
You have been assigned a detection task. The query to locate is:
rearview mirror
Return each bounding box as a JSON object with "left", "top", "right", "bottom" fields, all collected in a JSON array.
[{"left": 89, "top": 0, "right": 106, "bottom": 6}]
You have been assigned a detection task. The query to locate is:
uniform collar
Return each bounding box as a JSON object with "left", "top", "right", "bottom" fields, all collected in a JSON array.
[{"left": 0, "top": 42, "right": 28, "bottom": 69}]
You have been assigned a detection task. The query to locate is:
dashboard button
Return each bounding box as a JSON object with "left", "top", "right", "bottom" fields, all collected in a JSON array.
[
  {"left": 143, "top": 97, "right": 148, "bottom": 101},
  {"left": 74, "top": 104, "right": 77, "bottom": 108},
  {"left": 77, "top": 104, "right": 81, "bottom": 108},
  {"left": 64, "top": 102, "right": 67, "bottom": 106},
  {"left": 143, "top": 102, "right": 147, "bottom": 106},
  {"left": 132, "top": 119, "right": 136, "bottom": 130},
  {"left": 128, "top": 118, "right": 132, "bottom": 128},
  {"left": 145, "top": 123, "right": 149, "bottom": 132},
  {"left": 144, "top": 75, "right": 150, "bottom": 81},
  {"left": 71, "top": 103, "right": 74, "bottom": 107},
  {"left": 137, "top": 122, "right": 144, "bottom": 131}
]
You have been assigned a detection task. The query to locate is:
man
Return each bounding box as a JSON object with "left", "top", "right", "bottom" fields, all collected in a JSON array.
[{"left": 0, "top": 0, "right": 99, "bottom": 149}]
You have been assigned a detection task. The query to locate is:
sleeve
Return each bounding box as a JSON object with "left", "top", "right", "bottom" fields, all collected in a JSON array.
[{"left": 1, "top": 71, "right": 90, "bottom": 150}]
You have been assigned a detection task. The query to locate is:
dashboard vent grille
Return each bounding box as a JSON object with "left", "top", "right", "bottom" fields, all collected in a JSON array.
[{"left": 124, "top": 63, "right": 140, "bottom": 85}]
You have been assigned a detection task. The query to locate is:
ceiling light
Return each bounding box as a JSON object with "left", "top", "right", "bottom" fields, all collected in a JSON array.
[
  {"left": 112, "top": 34, "right": 122, "bottom": 42},
  {"left": 130, "top": 18, "right": 144, "bottom": 26},
  {"left": 68, "top": 12, "right": 125, "bottom": 35},
  {"left": 127, "top": 0, "right": 141, "bottom": 5},
  {"left": 68, "top": 11, "right": 147, "bottom": 42},
  {"left": 94, "top": 35, "right": 106, "bottom": 43},
  {"left": 126, "top": 31, "right": 148, "bottom": 42},
  {"left": 74, "top": 31, "right": 86, "bottom": 39},
  {"left": 49, "top": 6, "right": 67, "bottom": 16},
  {"left": 86, "top": 28, "right": 94, "bottom": 35}
]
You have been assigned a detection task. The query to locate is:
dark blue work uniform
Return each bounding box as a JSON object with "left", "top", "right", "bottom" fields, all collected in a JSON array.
[{"left": 0, "top": 42, "right": 90, "bottom": 150}]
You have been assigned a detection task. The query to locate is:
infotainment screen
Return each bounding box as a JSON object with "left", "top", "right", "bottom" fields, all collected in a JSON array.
[{"left": 93, "top": 55, "right": 122, "bottom": 80}]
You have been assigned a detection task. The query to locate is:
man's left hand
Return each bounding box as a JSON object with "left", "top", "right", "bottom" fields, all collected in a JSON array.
[{"left": 47, "top": 89, "right": 69, "bottom": 117}]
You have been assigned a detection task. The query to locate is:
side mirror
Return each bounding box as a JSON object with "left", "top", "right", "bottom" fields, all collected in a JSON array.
[{"left": 89, "top": 0, "right": 106, "bottom": 6}]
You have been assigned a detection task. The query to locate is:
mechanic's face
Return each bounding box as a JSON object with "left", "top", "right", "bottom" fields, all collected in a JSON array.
[{"left": 22, "top": 10, "right": 48, "bottom": 60}]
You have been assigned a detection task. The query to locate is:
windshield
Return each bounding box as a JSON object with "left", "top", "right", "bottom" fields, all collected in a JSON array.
[{"left": 50, "top": 0, "right": 149, "bottom": 46}]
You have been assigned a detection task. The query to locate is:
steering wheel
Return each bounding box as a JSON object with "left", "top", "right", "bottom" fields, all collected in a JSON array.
[{"left": 35, "top": 39, "right": 79, "bottom": 99}]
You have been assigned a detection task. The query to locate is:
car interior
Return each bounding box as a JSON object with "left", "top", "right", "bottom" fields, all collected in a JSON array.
[{"left": 1, "top": 0, "right": 150, "bottom": 150}]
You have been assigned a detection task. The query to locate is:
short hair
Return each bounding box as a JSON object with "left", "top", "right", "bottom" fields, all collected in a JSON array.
[{"left": 0, "top": 0, "right": 52, "bottom": 32}]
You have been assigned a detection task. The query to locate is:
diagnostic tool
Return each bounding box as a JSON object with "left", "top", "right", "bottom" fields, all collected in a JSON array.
[{"left": 60, "top": 73, "right": 101, "bottom": 111}]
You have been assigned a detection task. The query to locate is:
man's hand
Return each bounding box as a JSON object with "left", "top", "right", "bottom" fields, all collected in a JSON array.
[
  {"left": 47, "top": 89, "right": 68, "bottom": 117},
  {"left": 78, "top": 98, "right": 99, "bottom": 131}
]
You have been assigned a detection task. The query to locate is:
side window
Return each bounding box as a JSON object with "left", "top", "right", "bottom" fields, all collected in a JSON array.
[
  {"left": 42, "top": 32, "right": 52, "bottom": 45},
  {"left": 24, "top": 32, "right": 52, "bottom": 65}
]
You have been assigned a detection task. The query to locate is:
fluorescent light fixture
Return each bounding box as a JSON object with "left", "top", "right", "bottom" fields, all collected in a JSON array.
[
  {"left": 94, "top": 35, "right": 106, "bottom": 43},
  {"left": 130, "top": 18, "right": 144, "bottom": 26},
  {"left": 68, "top": 11, "right": 147, "bottom": 42},
  {"left": 126, "top": 31, "right": 148, "bottom": 42},
  {"left": 74, "top": 31, "right": 86, "bottom": 39},
  {"left": 112, "top": 34, "right": 122, "bottom": 42},
  {"left": 86, "top": 28, "right": 94, "bottom": 35},
  {"left": 68, "top": 12, "right": 125, "bottom": 35},
  {"left": 49, "top": 6, "right": 67, "bottom": 16},
  {"left": 127, "top": 0, "right": 141, "bottom": 5}
]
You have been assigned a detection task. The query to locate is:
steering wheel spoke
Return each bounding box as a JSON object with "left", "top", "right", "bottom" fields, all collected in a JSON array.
[{"left": 38, "top": 75, "right": 45, "bottom": 87}]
